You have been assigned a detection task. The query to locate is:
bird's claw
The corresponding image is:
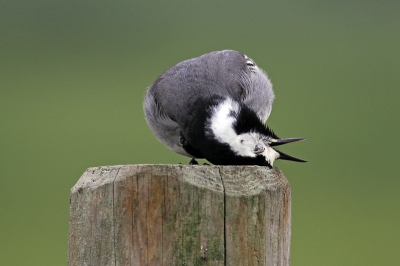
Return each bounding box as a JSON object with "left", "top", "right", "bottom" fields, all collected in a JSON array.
[{"left": 189, "top": 158, "right": 198, "bottom": 165}]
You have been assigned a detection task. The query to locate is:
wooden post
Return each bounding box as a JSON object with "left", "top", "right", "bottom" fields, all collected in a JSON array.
[{"left": 68, "top": 164, "right": 291, "bottom": 266}]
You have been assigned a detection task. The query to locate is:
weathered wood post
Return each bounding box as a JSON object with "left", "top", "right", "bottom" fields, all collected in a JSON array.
[{"left": 68, "top": 164, "right": 291, "bottom": 266}]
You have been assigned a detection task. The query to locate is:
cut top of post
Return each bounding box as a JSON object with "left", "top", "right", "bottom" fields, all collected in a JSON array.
[{"left": 72, "top": 164, "right": 288, "bottom": 196}]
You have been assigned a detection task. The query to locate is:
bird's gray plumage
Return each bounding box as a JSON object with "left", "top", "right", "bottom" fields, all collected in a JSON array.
[{"left": 143, "top": 50, "right": 275, "bottom": 158}]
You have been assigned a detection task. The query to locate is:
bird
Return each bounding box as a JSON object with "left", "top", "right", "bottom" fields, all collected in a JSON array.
[{"left": 143, "top": 50, "right": 306, "bottom": 167}]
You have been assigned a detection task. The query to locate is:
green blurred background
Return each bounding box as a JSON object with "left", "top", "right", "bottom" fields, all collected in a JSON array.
[{"left": 1, "top": 1, "right": 399, "bottom": 265}]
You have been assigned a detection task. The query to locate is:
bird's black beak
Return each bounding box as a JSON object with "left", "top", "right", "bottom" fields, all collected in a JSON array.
[
  {"left": 274, "top": 149, "right": 307, "bottom": 162},
  {"left": 270, "top": 137, "right": 307, "bottom": 162},
  {"left": 270, "top": 137, "right": 305, "bottom": 146}
]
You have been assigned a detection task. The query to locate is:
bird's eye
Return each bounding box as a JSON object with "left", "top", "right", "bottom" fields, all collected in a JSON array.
[
  {"left": 254, "top": 144, "right": 265, "bottom": 154},
  {"left": 240, "top": 139, "right": 244, "bottom": 144}
]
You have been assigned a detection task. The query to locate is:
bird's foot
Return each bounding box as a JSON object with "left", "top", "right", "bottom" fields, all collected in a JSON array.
[{"left": 189, "top": 158, "right": 199, "bottom": 165}]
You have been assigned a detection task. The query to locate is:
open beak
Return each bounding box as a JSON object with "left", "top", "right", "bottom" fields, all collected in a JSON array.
[
  {"left": 270, "top": 137, "right": 307, "bottom": 162},
  {"left": 270, "top": 137, "right": 305, "bottom": 146}
]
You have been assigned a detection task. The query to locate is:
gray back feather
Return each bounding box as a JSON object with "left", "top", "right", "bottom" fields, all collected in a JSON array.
[{"left": 146, "top": 50, "right": 274, "bottom": 123}]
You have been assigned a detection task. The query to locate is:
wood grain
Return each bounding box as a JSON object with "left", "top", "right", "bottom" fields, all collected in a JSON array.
[{"left": 68, "top": 164, "right": 291, "bottom": 266}]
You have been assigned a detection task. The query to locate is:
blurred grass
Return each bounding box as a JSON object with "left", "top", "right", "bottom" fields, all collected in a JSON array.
[{"left": 1, "top": 0, "right": 399, "bottom": 265}]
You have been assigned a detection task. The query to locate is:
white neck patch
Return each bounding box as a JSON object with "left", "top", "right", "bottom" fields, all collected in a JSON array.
[{"left": 207, "top": 98, "right": 256, "bottom": 157}]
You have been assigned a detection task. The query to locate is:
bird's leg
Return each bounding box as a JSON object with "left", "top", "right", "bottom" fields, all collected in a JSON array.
[{"left": 189, "top": 158, "right": 199, "bottom": 165}]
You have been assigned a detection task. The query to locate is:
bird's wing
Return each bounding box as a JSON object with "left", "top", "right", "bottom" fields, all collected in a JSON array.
[
  {"left": 144, "top": 87, "right": 193, "bottom": 157},
  {"left": 236, "top": 54, "right": 275, "bottom": 123},
  {"left": 180, "top": 50, "right": 275, "bottom": 123}
]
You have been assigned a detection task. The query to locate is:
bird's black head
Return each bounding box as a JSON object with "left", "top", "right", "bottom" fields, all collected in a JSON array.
[{"left": 194, "top": 97, "right": 306, "bottom": 167}]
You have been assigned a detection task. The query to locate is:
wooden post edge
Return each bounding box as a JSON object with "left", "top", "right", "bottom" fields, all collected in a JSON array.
[{"left": 68, "top": 164, "right": 291, "bottom": 266}]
